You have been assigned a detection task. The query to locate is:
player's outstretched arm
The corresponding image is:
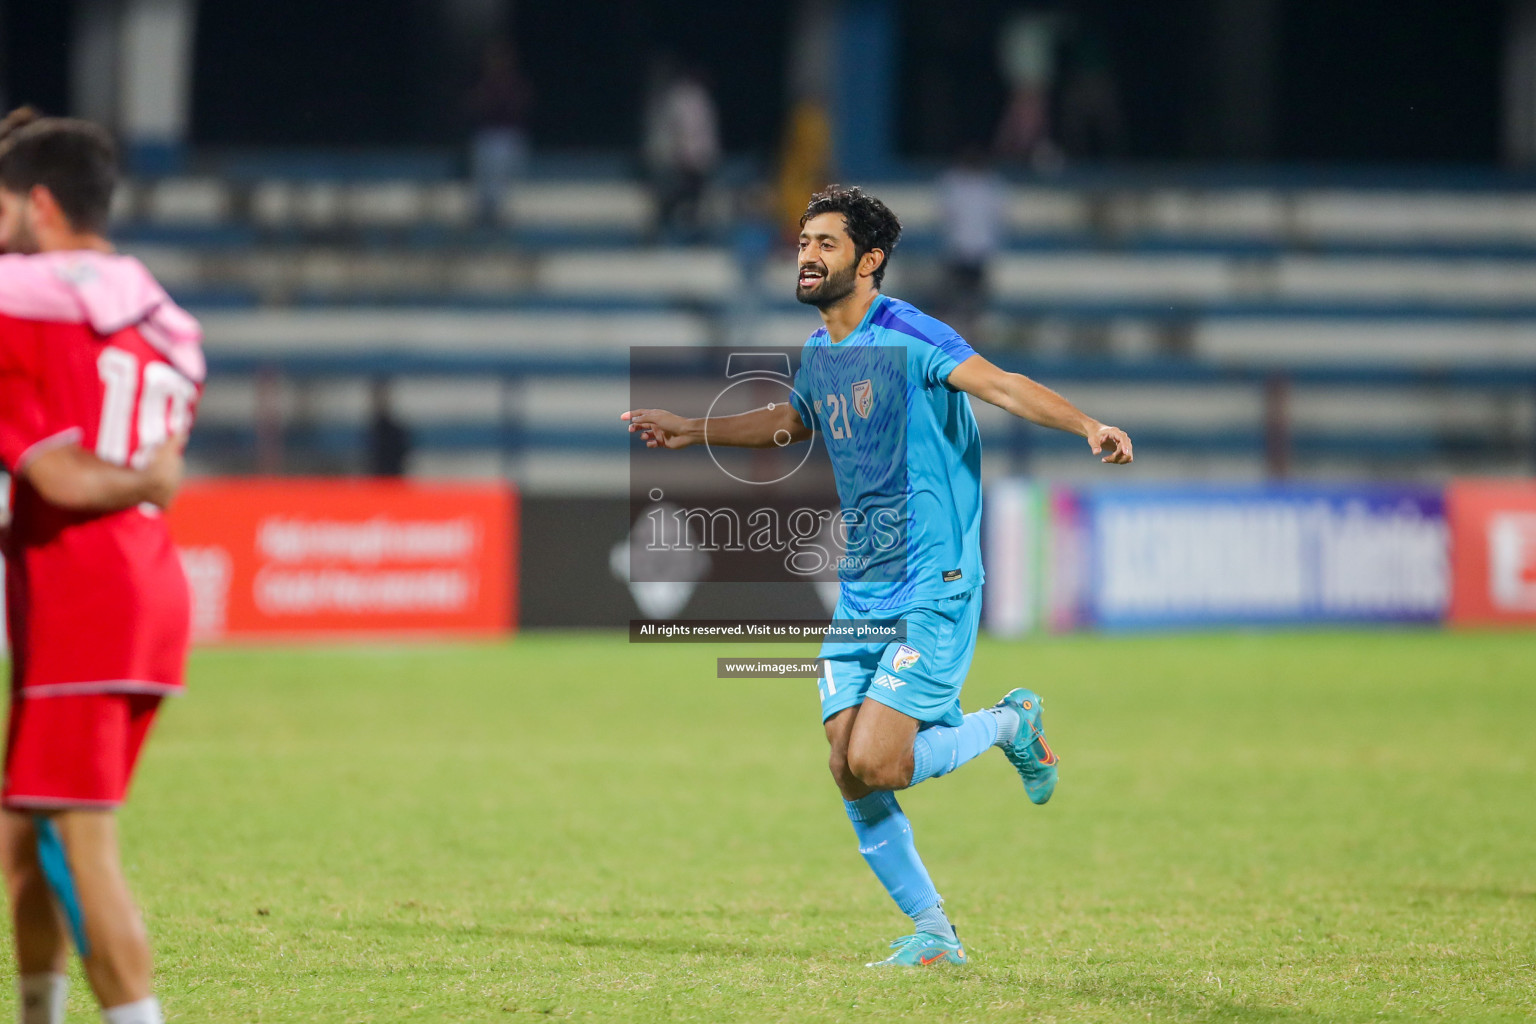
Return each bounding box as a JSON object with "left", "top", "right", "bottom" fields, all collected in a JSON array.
[
  {"left": 21, "top": 434, "right": 187, "bottom": 511},
  {"left": 947, "top": 354, "right": 1133, "bottom": 464},
  {"left": 621, "top": 403, "right": 811, "bottom": 450}
]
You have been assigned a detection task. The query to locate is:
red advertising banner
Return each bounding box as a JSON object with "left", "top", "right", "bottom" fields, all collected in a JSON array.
[
  {"left": 1447, "top": 479, "right": 1536, "bottom": 625},
  {"left": 167, "top": 479, "right": 517, "bottom": 640}
]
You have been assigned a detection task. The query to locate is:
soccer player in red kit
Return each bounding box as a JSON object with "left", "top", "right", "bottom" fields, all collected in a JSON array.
[{"left": 0, "top": 109, "right": 203, "bottom": 1024}]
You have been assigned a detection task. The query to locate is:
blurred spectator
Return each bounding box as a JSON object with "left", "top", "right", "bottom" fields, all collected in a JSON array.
[
  {"left": 776, "top": 99, "right": 833, "bottom": 236},
  {"left": 467, "top": 38, "right": 532, "bottom": 227},
  {"left": 367, "top": 379, "right": 411, "bottom": 477},
  {"left": 644, "top": 60, "right": 720, "bottom": 243},
  {"left": 728, "top": 184, "right": 778, "bottom": 345},
  {"left": 993, "top": 12, "right": 1063, "bottom": 170},
  {"left": 1059, "top": 34, "right": 1125, "bottom": 160},
  {"left": 937, "top": 146, "right": 1005, "bottom": 341}
]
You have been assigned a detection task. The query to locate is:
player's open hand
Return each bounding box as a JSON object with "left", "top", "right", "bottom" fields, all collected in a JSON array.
[
  {"left": 621, "top": 409, "right": 697, "bottom": 449},
  {"left": 1088, "top": 423, "right": 1134, "bottom": 464},
  {"left": 143, "top": 432, "right": 188, "bottom": 508}
]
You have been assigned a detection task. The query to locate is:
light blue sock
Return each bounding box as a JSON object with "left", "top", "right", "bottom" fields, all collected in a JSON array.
[
  {"left": 992, "top": 704, "right": 1021, "bottom": 747},
  {"left": 844, "top": 791, "right": 952, "bottom": 937},
  {"left": 912, "top": 901, "right": 955, "bottom": 939},
  {"left": 909, "top": 708, "right": 1008, "bottom": 786}
]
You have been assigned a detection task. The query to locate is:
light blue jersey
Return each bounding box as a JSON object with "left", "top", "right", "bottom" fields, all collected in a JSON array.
[{"left": 791, "top": 294, "right": 984, "bottom": 617}]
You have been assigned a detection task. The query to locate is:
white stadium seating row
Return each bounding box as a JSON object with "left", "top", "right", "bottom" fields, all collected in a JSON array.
[
  {"left": 135, "top": 172, "right": 1536, "bottom": 484},
  {"left": 188, "top": 307, "right": 1536, "bottom": 368},
  {"left": 114, "top": 177, "right": 1536, "bottom": 246},
  {"left": 130, "top": 242, "right": 1536, "bottom": 313}
]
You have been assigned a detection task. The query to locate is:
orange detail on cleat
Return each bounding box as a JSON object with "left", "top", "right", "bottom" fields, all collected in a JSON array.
[{"left": 919, "top": 951, "right": 948, "bottom": 965}]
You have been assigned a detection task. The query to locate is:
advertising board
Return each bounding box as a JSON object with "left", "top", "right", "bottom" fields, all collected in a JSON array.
[{"left": 168, "top": 479, "right": 517, "bottom": 640}]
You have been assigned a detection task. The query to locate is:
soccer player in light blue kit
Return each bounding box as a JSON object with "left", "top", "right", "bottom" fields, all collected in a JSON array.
[{"left": 623, "top": 186, "right": 1133, "bottom": 967}]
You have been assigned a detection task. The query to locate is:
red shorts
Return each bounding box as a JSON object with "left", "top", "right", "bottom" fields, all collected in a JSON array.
[{"left": 2, "top": 693, "right": 162, "bottom": 810}]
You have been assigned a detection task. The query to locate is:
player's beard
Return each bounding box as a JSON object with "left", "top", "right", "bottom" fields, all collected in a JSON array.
[{"left": 795, "top": 259, "right": 857, "bottom": 309}]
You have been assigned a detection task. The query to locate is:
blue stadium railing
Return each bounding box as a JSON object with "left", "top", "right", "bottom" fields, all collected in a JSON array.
[{"left": 194, "top": 353, "right": 1536, "bottom": 475}]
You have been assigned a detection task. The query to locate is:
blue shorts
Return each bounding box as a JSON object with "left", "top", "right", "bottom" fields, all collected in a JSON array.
[{"left": 815, "top": 588, "right": 982, "bottom": 728}]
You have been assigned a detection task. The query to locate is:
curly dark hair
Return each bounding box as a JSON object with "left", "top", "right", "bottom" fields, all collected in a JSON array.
[{"left": 800, "top": 185, "right": 902, "bottom": 289}]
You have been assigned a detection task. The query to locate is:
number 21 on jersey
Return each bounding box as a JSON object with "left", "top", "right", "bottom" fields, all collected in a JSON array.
[
  {"left": 821, "top": 392, "right": 854, "bottom": 440},
  {"left": 96, "top": 347, "right": 197, "bottom": 467}
]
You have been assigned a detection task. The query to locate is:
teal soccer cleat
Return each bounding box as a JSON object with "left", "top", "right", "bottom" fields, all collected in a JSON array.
[
  {"left": 865, "top": 931, "right": 968, "bottom": 968},
  {"left": 995, "top": 688, "right": 1058, "bottom": 804}
]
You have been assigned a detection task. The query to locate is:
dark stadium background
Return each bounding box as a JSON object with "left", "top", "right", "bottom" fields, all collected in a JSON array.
[{"left": 1, "top": 0, "right": 1509, "bottom": 161}]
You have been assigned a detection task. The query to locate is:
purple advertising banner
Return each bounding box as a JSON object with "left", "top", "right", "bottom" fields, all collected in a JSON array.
[
  {"left": 1075, "top": 484, "right": 1449, "bottom": 629},
  {"left": 984, "top": 481, "right": 1451, "bottom": 633}
]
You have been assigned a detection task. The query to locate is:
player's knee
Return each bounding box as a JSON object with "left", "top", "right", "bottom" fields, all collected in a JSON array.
[
  {"left": 53, "top": 829, "right": 118, "bottom": 890},
  {"left": 0, "top": 843, "right": 26, "bottom": 882},
  {"left": 2, "top": 856, "right": 39, "bottom": 899},
  {"left": 828, "top": 750, "right": 860, "bottom": 792},
  {"left": 60, "top": 842, "right": 118, "bottom": 890},
  {"left": 0, "top": 846, "right": 45, "bottom": 903},
  {"left": 846, "top": 747, "right": 906, "bottom": 791},
  {"left": 0, "top": 826, "right": 40, "bottom": 886}
]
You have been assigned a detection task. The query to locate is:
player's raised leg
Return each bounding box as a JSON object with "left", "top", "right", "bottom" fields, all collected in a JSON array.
[
  {"left": 1, "top": 813, "right": 70, "bottom": 1024},
  {"left": 908, "top": 704, "right": 1019, "bottom": 785},
  {"left": 850, "top": 590, "right": 1022, "bottom": 792}
]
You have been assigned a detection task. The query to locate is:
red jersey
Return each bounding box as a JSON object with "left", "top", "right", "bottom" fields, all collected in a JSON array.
[{"left": 0, "top": 252, "right": 204, "bottom": 697}]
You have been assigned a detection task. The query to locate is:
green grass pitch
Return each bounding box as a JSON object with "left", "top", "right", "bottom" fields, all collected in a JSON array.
[{"left": 14, "top": 630, "right": 1536, "bottom": 1022}]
